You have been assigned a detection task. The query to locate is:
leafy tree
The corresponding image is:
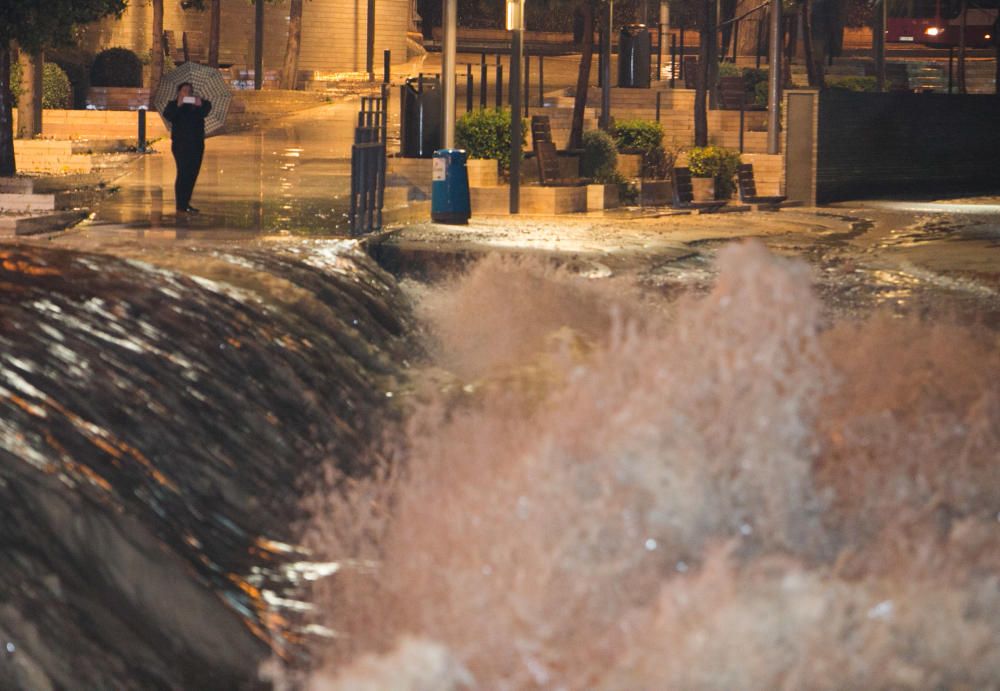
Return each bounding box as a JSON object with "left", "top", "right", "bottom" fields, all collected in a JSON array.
[{"left": 0, "top": 0, "right": 126, "bottom": 176}]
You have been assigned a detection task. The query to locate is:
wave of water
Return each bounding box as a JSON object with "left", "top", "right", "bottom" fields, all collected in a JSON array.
[
  {"left": 292, "top": 241, "right": 1000, "bottom": 690},
  {"left": 0, "top": 241, "right": 412, "bottom": 690}
]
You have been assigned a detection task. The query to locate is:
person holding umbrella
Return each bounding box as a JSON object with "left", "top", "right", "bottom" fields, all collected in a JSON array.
[{"left": 162, "top": 82, "right": 212, "bottom": 214}]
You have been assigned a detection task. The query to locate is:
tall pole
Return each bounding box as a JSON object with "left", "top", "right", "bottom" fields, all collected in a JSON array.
[
  {"left": 600, "top": 3, "right": 612, "bottom": 129},
  {"left": 255, "top": 0, "right": 264, "bottom": 90},
  {"left": 442, "top": 0, "right": 458, "bottom": 147},
  {"left": 367, "top": 0, "right": 376, "bottom": 81},
  {"left": 873, "top": 0, "right": 886, "bottom": 91},
  {"left": 766, "top": 0, "right": 782, "bottom": 153},
  {"left": 510, "top": 26, "right": 523, "bottom": 213}
]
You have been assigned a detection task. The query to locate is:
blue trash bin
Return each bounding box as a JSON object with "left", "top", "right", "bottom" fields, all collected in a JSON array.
[{"left": 431, "top": 149, "right": 471, "bottom": 224}]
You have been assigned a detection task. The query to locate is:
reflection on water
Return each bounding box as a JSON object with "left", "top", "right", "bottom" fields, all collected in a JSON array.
[
  {"left": 0, "top": 240, "right": 412, "bottom": 689},
  {"left": 95, "top": 110, "right": 358, "bottom": 235}
]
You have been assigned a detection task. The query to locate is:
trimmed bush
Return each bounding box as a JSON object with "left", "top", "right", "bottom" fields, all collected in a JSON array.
[
  {"left": 611, "top": 119, "right": 664, "bottom": 154},
  {"left": 827, "top": 76, "right": 878, "bottom": 92},
  {"left": 8, "top": 62, "right": 73, "bottom": 109},
  {"left": 90, "top": 47, "right": 143, "bottom": 87},
  {"left": 455, "top": 108, "right": 526, "bottom": 176},
  {"left": 611, "top": 119, "right": 672, "bottom": 180},
  {"left": 718, "top": 61, "right": 743, "bottom": 78},
  {"left": 687, "top": 145, "right": 742, "bottom": 199},
  {"left": 580, "top": 129, "right": 619, "bottom": 183}
]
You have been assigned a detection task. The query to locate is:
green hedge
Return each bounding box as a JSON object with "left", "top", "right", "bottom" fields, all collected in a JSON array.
[
  {"left": 90, "top": 47, "right": 143, "bottom": 88},
  {"left": 611, "top": 119, "right": 664, "bottom": 154},
  {"left": 456, "top": 108, "right": 526, "bottom": 175},
  {"left": 687, "top": 146, "right": 741, "bottom": 199},
  {"left": 580, "top": 129, "right": 619, "bottom": 183},
  {"left": 826, "top": 76, "right": 878, "bottom": 92},
  {"left": 9, "top": 62, "right": 72, "bottom": 109}
]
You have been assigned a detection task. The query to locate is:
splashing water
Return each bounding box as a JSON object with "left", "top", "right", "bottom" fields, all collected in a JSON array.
[{"left": 294, "top": 240, "right": 1000, "bottom": 690}]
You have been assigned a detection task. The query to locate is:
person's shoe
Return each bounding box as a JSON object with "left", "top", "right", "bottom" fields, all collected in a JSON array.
[{"left": 184, "top": 206, "right": 200, "bottom": 214}]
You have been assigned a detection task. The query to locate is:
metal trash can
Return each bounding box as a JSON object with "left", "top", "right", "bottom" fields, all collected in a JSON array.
[
  {"left": 400, "top": 75, "right": 442, "bottom": 158},
  {"left": 618, "top": 24, "right": 651, "bottom": 88},
  {"left": 431, "top": 149, "right": 471, "bottom": 224}
]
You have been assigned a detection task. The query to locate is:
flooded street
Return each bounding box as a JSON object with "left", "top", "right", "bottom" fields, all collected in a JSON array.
[{"left": 2, "top": 102, "right": 998, "bottom": 688}]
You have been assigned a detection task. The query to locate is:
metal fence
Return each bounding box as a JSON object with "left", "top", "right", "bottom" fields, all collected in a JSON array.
[{"left": 349, "top": 86, "right": 388, "bottom": 235}]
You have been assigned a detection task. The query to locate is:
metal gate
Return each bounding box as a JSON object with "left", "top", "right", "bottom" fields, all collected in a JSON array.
[{"left": 349, "top": 87, "right": 388, "bottom": 235}]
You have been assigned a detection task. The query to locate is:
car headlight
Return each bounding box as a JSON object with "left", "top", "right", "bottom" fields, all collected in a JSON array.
[{"left": 925, "top": 26, "right": 941, "bottom": 36}]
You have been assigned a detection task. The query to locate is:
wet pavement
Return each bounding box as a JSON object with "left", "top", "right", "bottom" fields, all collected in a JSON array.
[{"left": 90, "top": 100, "right": 362, "bottom": 236}]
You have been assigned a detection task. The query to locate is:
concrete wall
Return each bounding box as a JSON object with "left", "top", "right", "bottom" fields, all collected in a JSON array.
[
  {"left": 815, "top": 90, "right": 1000, "bottom": 202},
  {"left": 77, "top": 0, "right": 410, "bottom": 77}
]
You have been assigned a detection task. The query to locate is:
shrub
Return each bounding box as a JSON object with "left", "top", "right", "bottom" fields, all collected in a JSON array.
[
  {"left": 8, "top": 62, "right": 73, "bottom": 109},
  {"left": 718, "top": 61, "right": 742, "bottom": 78},
  {"left": 90, "top": 47, "right": 143, "bottom": 88},
  {"left": 41, "top": 64, "right": 72, "bottom": 109},
  {"left": 51, "top": 58, "right": 91, "bottom": 109},
  {"left": 687, "top": 145, "right": 742, "bottom": 199},
  {"left": 611, "top": 120, "right": 673, "bottom": 180},
  {"left": 826, "top": 76, "right": 878, "bottom": 92},
  {"left": 611, "top": 119, "right": 664, "bottom": 154},
  {"left": 580, "top": 129, "right": 618, "bottom": 183},
  {"left": 455, "top": 108, "right": 526, "bottom": 176}
]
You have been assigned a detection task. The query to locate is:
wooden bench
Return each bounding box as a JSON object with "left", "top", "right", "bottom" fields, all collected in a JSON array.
[
  {"left": 672, "top": 166, "right": 726, "bottom": 211},
  {"left": 531, "top": 115, "right": 587, "bottom": 186},
  {"left": 736, "top": 163, "right": 786, "bottom": 206}
]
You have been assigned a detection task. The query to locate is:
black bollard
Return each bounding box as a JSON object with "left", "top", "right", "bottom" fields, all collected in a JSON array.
[
  {"left": 137, "top": 107, "right": 147, "bottom": 152},
  {"left": 466, "top": 63, "right": 473, "bottom": 113}
]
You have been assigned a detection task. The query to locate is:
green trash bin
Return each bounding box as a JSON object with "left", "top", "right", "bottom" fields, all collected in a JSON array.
[{"left": 431, "top": 149, "right": 471, "bottom": 224}]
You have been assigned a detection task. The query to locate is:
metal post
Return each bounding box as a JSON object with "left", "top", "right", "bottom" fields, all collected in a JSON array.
[
  {"left": 655, "top": 90, "right": 661, "bottom": 122},
  {"left": 510, "top": 28, "right": 523, "bottom": 214},
  {"left": 539, "top": 55, "right": 544, "bottom": 105},
  {"left": 138, "top": 107, "right": 147, "bottom": 152},
  {"left": 524, "top": 52, "right": 531, "bottom": 115},
  {"left": 739, "top": 104, "right": 744, "bottom": 152},
  {"left": 671, "top": 33, "right": 677, "bottom": 87},
  {"left": 384, "top": 49, "right": 391, "bottom": 83},
  {"left": 679, "top": 27, "right": 685, "bottom": 79},
  {"left": 948, "top": 46, "right": 954, "bottom": 94},
  {"left": 367, "top": 0, "right": 376, "bottom": 81},
  {"left": 466, "top": 64, "right": 474, "bottom": 112},
  {"left": 874, "top": 0, "right": 886, "bottom": 92},
  {"left": 601, "top": 5, "right": 611, "bottom": 129},
  {"left": 496, "top": 63, "right": 504, "bottom": 107},
  {"left": 254, "top": 0, "right": 264, "bottom": 90},
  {"left": 767, "top": 0, "right": 782, "bottom": 154},
  {"left": 442, "top": 0, "right": 458, "bottom": 146},
  {"left": 480, "top": 53, "right": 488, "bottom": 108}
]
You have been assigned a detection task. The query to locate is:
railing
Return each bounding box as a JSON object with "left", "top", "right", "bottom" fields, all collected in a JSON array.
[{"left": 349, "top": 85, "right": 388, "bottom": 235}]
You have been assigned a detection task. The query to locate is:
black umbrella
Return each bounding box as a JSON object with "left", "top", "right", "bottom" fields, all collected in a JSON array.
[{"left": 154, "top": 62, "right": 233, "bottom": 136}]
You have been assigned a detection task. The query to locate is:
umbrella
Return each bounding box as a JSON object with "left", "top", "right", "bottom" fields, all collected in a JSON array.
[{"left": 153, "top": 62, "right": 233, "bottom": 136}]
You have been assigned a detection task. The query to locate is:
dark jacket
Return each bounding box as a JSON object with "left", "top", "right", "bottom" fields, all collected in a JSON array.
[{"left": 163, "top": 99, "right": 213, "bottom": 147}]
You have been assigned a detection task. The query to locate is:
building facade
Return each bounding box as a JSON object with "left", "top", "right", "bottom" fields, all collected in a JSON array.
[{"left": 77, "top": 0, "right": 413, "bottom": 81}]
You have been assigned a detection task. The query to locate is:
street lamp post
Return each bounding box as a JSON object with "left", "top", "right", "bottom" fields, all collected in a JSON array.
[
  {"left": 442, "top": 0, "right": 458, "bottom": 147},
  {"left": 508, "top": 0, "right": 525, "bottom": 213},
  {"left": 766, "top": 0, "right": 781, "bottom": 154}
]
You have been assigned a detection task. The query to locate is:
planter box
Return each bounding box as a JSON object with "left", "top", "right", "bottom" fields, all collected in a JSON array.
[
  {"left": 86, "top": 87, "right": 150, "bottom": 111},
  {"left": 691, "top": 177, "right": 715, "bottom": 201},
  {"left": 587, "top": 183, "right": 620, "bottom": 210},
  {"left": 639, "top": 179, "right": 672, "bottom": 207},
  {"left": 466, "top": 158, "right": 499, "bottom": 187}
]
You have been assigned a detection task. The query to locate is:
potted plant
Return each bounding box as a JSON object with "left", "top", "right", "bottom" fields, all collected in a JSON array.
[
  {"left": 580, "top": 129, "right": 621, "bottom": 209},
  {"left": 455, "top": 107, "right": 526, "bottom": 186},
  {"left": 686, "top": 146, "right": 741, "bottom": 201},
  {"left": 611, "top": 119, "right": 675, "bottom": 206}
]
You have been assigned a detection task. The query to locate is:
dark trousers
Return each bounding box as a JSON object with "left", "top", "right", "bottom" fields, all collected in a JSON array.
[{"left": 172, "top": 140, "right": 204, "bottom": 211}]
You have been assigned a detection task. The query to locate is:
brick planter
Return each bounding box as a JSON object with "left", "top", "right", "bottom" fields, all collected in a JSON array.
[
  {"left": 587, "top": 183, "right": 620, "bottom": 210},
  {"left": 691, "top": 176, "right": 715, "bottom": 201}
]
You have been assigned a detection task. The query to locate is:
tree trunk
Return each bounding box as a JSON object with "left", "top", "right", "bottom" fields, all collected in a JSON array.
[
  {"left": 17, "top": 50, "right": 43, "bottom": 138},
  {"left": 150, "top": 0, "right": 164, "bottom": 107},
  {"left": 872, "top": 0, "right": 885, "bottom": 91},
  {"left": 694, "top": 0, "right": 711, "bottom": 146},
  {"left": 282, "top": 0, "right": 304, "bottom": 89},
  {"left": 801, "top": 0, "right": 824, "bottom": 88},
  {"left": 958, "top": 0, "right": 967, "bottom": 93},
  {"left": 208, "top": 0, "right": 221, "bottom": 68},
  {"left": 0, "top": 44, "right": 16, "bottom": 176},
  {"left": 734, "top": 0, "right": 765, "bottom": 57},
  {"left": 570, "top": 0, "right": 594, "bottom": 150},
  {"left": 706, "top": 0, "right": 719, "bottom": 110},
  {"left": 994, "top": 17, "right": 999, "bottom": 94}
]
